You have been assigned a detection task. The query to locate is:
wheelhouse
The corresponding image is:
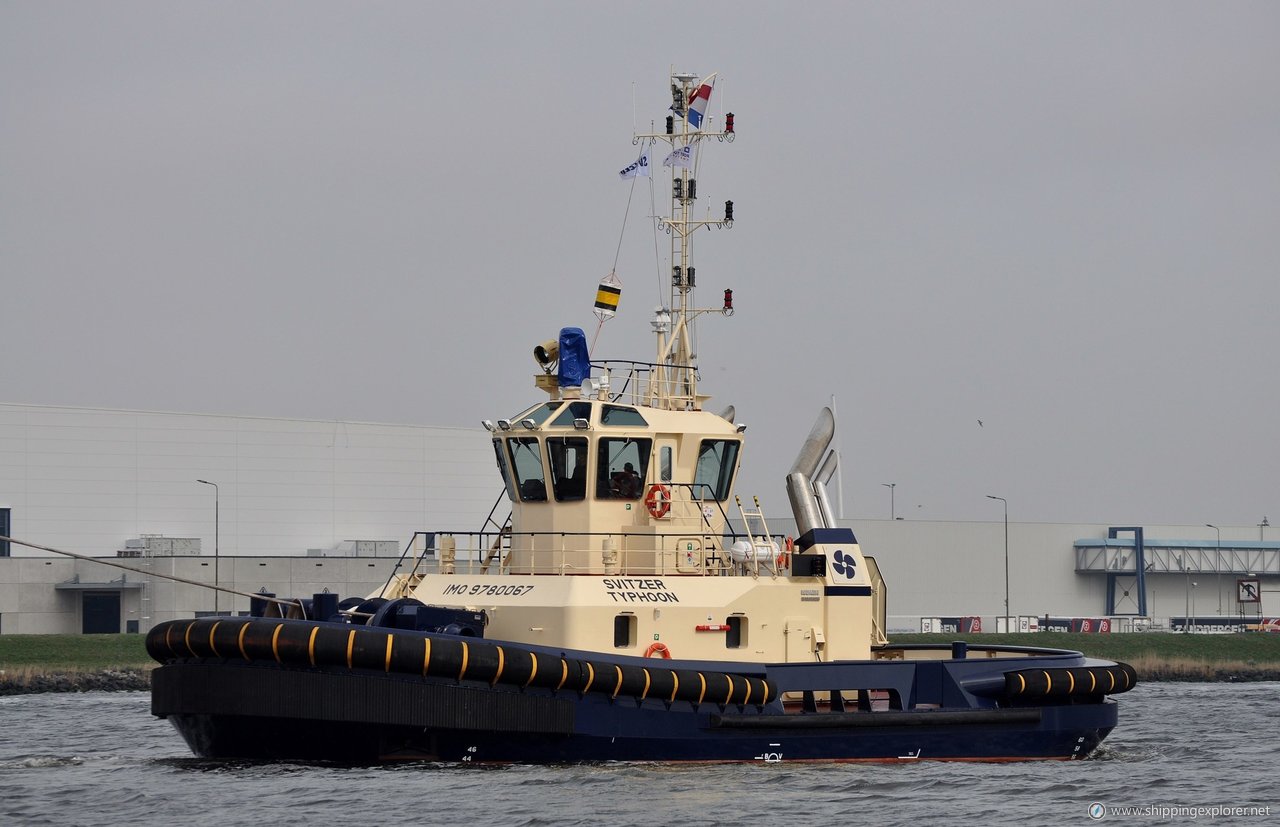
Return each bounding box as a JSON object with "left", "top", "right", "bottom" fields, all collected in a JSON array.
[{"left": 490, "top": 400, "right": 741, "bottom": 509}]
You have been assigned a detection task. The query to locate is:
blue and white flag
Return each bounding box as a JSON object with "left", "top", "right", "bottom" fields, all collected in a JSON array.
[
  {"left": 618, "top": 147, "right": 651, "bottom": 179},
  {"left": 662, "top": 145, "right": 693, "bottom": 169}
]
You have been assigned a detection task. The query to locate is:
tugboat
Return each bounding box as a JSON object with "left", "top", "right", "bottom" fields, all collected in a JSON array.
[{"left": 147, "top": 70, "right": 1136, "bottom": 763}]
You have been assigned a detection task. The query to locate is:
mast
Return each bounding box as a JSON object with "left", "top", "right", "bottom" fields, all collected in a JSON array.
[{"left": 634, "top": 71, "right": 735, "bottom": 411}]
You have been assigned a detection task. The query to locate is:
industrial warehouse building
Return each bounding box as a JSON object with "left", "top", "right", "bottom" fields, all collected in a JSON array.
[{"left": 1, "top": 402, "right": 1275, "bottom": 634}]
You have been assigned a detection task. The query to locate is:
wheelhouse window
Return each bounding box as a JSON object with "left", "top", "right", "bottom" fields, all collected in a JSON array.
[
  {"left": 693, "top": 439, "right": 739, "bottom": 501},
  {"left": 511, "top": 402, "right": 563, "bottom": 428},
  {"left": 492, "top": 440, "right": 517, "bottom": 501},
  {"left": 550, "top": 401, "right": 594, "bottom": 428},
  {"left": 659, "top": 446, "right": 673, "bottom": 483},
  {"left": 547, "top": 436, "right": 589, "bottom": 502},
  {"left": 597, "top": 437, "right": 651, "bottom": 499},
  {"left": 506, "top": 437, "right": 548, "bottom": 502},
  {"left": 600, "top": 405, "right": 648, "bottom": 427}
]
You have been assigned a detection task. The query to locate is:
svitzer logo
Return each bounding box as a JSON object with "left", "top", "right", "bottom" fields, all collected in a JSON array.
[
  {"left": 619, "top": 155, "right": 649, "bottom": 176},
  {"left": 831, "top": 549, "right": 857, "bottom": 579}
]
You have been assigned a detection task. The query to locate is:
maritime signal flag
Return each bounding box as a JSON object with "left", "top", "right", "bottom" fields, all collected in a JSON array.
[
  {"left": 686, "top": 77, "right": 714, "bottom": 129},
  {"left": 594, "top": 277, "right": 622, "bottom": 319}
]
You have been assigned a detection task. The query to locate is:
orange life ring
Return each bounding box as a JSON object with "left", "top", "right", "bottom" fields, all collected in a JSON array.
[
  {"left": 644, "top": 484, "right": 671, "bottom": 519},
  {"left": 644, "top": 642, "right": 672, "bottom": 659}
]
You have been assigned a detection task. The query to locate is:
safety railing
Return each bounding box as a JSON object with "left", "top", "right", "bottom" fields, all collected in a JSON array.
[
  {"left": 590, "top": 359, "right": 699, "bottom": 410},
  {"left": 381, "top": 527, "right": 763, "bottom": 583}
]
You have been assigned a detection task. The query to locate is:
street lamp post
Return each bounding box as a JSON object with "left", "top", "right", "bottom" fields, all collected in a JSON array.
[
  {"left": 1261, "top": 517, "right": 1270, "bottom": 541},
  {"left": 986, "top": 495, "right": 1009, "bottom": 632},
  {"left": 881, "top": 483, "right": 895, "bottom": 520},
  {"left": 1206, "top": 523, "right": 1221, "bottom": 614},
  {"left": 196, "top": 479, "right": 219, "bottom": 615},
  {"left": 1182, "top": 556, "right": 1191, "bottom": 634}
]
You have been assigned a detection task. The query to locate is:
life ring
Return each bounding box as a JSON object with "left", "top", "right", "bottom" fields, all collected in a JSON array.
[
  {"left": 644, "top": 642, "right": 672, "bottom": 659},
  {"left": 644, "top": 484, "right": 672, "bottom": 519}
]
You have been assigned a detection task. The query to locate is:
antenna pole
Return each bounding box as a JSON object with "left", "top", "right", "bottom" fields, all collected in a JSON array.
[{"left": 634, "top": 71, "right": 734, "bottom": 410}]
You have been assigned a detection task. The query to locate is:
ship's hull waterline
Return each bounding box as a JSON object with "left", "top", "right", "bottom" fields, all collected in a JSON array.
[{"left": 147, "top": 617, "right": 1127, "bottom": 764}]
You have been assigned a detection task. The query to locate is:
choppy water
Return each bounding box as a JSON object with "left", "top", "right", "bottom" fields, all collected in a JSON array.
[{"left": 1, "top": 683, "right": 1277, "bottom": 826}]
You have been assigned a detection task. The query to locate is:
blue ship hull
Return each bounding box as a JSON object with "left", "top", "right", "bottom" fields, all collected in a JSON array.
[{"left": 148, "top": 618, "right": 1129, "bottom": 764}]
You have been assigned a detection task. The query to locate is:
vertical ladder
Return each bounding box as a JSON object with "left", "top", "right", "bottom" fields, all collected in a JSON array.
[
  {"left": 480, "top": 521, "right": 512, "bottom": 574},
  {"left": 735, "top": 495, "right": 777, "bottom": 577}
]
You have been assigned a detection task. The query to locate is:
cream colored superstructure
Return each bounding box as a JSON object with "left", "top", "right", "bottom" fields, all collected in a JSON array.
[
  {"left": 393, "top": 561, "right": 876, "bottom": 664},
  {"left": 378, "top": 391, "right": 883, "bottom": 664}
]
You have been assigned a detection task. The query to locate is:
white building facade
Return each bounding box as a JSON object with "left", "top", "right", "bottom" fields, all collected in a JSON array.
[{"left": 0, "top": 403, "right": 497, "bottom": 633}]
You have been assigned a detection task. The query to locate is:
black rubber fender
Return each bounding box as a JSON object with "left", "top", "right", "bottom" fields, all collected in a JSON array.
[
  {"left": 1003, "top": 661, "right": 1137, "bottom": 698},
  {"left": 146, "top": 618, "right": 776, "bottom": 709}
]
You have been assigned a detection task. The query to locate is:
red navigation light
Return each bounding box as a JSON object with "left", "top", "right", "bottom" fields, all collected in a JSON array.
[
  {"left": 723, "top": 289, "right": 733, "bottom": 310},
  {"left": 725, "top": 112, "right": 734, "bottom": 133}
]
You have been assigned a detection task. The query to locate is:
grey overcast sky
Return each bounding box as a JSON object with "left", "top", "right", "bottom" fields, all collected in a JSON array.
[{"left": 3, "top": 2, "right": 1277, "bottom": 528}]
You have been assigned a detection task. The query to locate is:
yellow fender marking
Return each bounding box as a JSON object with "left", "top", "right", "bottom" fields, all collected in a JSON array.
[
  {"left": 208, "top": 621, "right": 222, "bottom": 659},
  {"left": 555, "top": 659, "right": 568, "bottom": 691},
  {"left": 1015, "top": 673, "right": 1026, "bottom": 694},
  {"left": 238, "top": 623, "right": 251, "bottom": 661},
  {"left": 524, "top": 652, "right": 538, "bottom": 687},
  {"left": 1066, "top": 671, "right": 1075, "bottom": 695},
  {"left": 459, "top": 641, "right": 470, "bottom": 681},
  {"left": 492, "top": 646, "right": 506, "bottom": 687},
  {"left": 346, "top": 629, "right": 356, "bottom": 669},
  {"left": 183, "top": 622, "right": 195, "bottom": 657},
  {"left": 724, "top": 675, "right": 735, "bottom": 705},
  {"left": 697, "top": 673, "right": 707, "bottom": 705},
  {"left": 307, "top": 626, "right": 319, "bottom": 667},
  {"left": 1106, "top": 669, "right": 1115, "bottom": 693},
  {"left": 384, "top": 634, "right": 394, "bottom": 672},
  {"left": 611, "top": 665, "right": 623, "bottom": 699},
  {"left": 271, "top": 624, "right": 285, "bottom": 663},
  {"left": 1041, "top": 670, "right": 1052, "bottom": 695},
  {"left": 640, "top": 668, "right": 651, "bottom": 700},
  {"left": 670, "top": 672, "right": 680, "bottom": 703},
  {"left": 584, "top": 662, "right": 596, "bottom": 693},
  {"left": 422, "top": 637, "right": 432, "bottom": 676}
]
